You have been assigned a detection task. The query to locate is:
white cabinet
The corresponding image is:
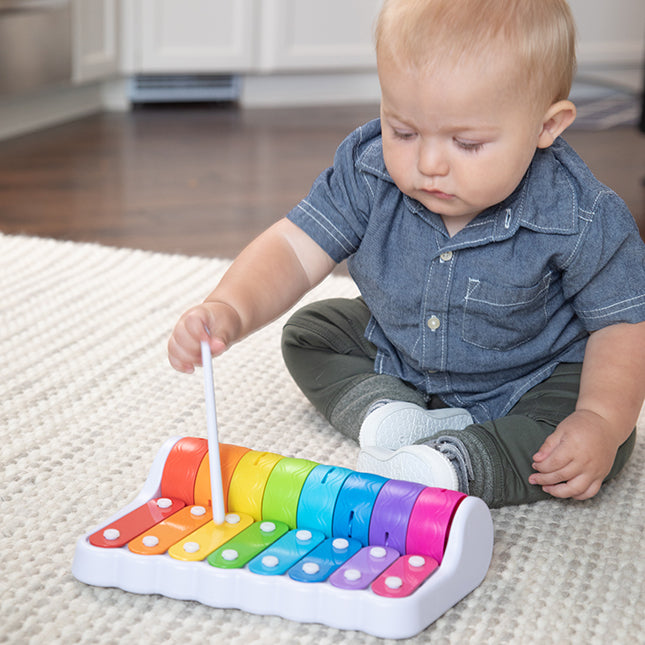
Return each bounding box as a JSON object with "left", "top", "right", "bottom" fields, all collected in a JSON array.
[
  {"left": 258, "top": 0, "right": 381, "bottom": 72},
  {"left": 129, "top": 0, "right": 381, "bottom": 74},
  {"left": 136, "top": 0, "right": 256, "bottom": 72},
  {"left": 73, "top": 0, "right": 120, "bottom": 83}
]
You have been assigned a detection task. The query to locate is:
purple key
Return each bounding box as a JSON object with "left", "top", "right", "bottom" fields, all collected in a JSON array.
[
  {"left": 368, "top": 479, "right": 425, "bottom": 553},
  {"left": 328, "top": 545, "right": 400, "bottom": 590}
]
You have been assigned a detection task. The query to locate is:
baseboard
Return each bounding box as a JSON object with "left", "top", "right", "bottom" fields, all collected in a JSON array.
[
  {"left": 239, "top": 72, "right": 381, "bottom": 108},
  {"left": 0, "top": 63, "right": 639, "bottom": 142},
  {"left": 0, "top": 83, "right": 104, "bottom": 141}
]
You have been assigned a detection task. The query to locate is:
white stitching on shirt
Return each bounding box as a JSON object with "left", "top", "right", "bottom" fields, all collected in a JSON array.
[
  {"left": 295, "top": 202, "right": 356, "bottom": 255},
  {"left": 578, "top": 295, "right": 645, "bottom": 320}
]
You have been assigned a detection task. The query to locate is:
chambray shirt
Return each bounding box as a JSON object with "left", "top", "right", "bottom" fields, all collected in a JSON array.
[{"left": 287, "top": 119, "right": 645, "bottom": 423}]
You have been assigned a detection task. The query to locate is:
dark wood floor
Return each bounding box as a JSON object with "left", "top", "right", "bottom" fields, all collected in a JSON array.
[{"left": 0, "top": 103, "right": 643, "bottom": 259}]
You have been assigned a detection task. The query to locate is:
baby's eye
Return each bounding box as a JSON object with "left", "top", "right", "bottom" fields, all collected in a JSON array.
[
  {"left": 455, "top": 138, "right": 484, "bottom": 152},
  {"left": 392, "top": 129, "right": 416, "bottom": 141}
]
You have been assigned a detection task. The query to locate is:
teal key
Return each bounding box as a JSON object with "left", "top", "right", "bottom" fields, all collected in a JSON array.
[
  {"left": 288, "top": 536, "right": 362, "bottom": 583},
  {"left": 207, "top": 520, "right": 289, "bottom": 569},
  {"left": 248, "top": 528, "right": 326, "bottom": 576}
]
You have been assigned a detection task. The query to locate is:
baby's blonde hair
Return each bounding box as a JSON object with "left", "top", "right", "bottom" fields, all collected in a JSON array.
[{"left": 376, "top": 0, "right": 577, "bottom": 106}]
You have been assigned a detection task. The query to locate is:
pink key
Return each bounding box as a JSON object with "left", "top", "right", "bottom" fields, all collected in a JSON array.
[
  {"left": 405, "top": 487, "right": 465, "bottom": 563},
  {"left": 371, "top": 554, "right": 439, "bottom": 598}
]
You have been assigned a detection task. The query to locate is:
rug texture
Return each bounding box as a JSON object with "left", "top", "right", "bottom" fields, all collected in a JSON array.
[{"left": 1, "top": 233, "right": 643, "bottom": 645}]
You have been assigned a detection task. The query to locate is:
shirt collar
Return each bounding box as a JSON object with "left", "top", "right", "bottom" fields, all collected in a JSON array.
[{"left": 355, "top": 123, "right": 579, "bottom": 243}]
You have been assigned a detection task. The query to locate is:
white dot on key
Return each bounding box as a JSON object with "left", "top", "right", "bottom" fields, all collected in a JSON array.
[
  {"left": 370, "top": 547, "right": 387, "bottom": 559},
  {"left": 262, "top": 555, "right": 279, "bottom": 568},
  {"left": 183, "top": 541, "right": 200, "bottom": 553},
  {"left": 344, "top": 568, "right": 362, "bottom": 581},
  {"left": 142, "top": 535, "right": 159, "bottom": 547},
  {"left": 103, "top": 528, "right": 120, "bottom": 541},
  {"left": 222, "top": 549, "right": 239, "bottom": 561},
  {"left": 332, "top": 538, "right": 349, "bottom": 551},
  {"left": 156, "top": 498, "right": 173, "bottom": 508},
  {"left": 385, "top": 576, "right": 403, "bottom": 590},
  {"left": 295, "top": 530, "right": 312, "bottom": 542},
  {"left": 409, "top": 555, "right": 426, "bottom": 568},
  {"left": 302, "top": 562, "right": 320, "bottom": 575},
  {"left": 225, "top": 514, "right": 240, "bottom": 524},
  {"left": 191, "top": 506, "right": 206, "bottom": 516},
  {"left": 260, "top": 522, "right": 276, "bottom": 533}
]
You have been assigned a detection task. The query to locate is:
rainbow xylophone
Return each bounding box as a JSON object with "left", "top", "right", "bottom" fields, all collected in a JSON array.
[{"left": 72, "top": 436, "right": 494, "bottom": 639}]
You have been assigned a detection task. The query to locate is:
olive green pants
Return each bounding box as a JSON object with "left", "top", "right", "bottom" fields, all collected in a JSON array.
[{"left": 282, "top": 297, "right": 636, "bottom": 507}]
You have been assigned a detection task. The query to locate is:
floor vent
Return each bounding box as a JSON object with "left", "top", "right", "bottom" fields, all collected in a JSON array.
[{"left": 128, "top": 74, "right": 241, "bottom": 103}]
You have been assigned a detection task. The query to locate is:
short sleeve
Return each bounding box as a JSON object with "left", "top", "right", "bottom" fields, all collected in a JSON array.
[
  {"left": 563, "top": 190, "right": 645, "bottom": 330},
  {"left": 286, "top": 123, "right": 376, "bottom": 263}
]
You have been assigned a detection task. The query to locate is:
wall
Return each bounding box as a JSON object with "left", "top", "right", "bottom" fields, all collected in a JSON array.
[
  {"left": 569, "top": 0, "right": 645, "bottom": 95},
  {"left": 0, "top": 0, "right": 643, "bottom": 141}
]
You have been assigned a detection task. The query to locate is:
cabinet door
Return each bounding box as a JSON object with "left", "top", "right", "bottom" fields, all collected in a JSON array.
[
  {"left": 138, "top": 0, "right": 255, "bottom": 72},
  {"left": 73, "top": 0, "right": 120, "bottom": 83},
  {"left": 259, "top": 0, "right": 381, "bottom": 72}
]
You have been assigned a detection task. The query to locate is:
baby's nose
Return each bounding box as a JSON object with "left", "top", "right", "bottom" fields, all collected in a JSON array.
[{"left": 418, "top": 143, "right": 449, "bottom": 177}]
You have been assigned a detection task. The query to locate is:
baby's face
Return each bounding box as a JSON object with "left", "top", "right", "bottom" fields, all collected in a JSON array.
[{"left": 379, "top": 53, "right": 549, "bottom": 235}]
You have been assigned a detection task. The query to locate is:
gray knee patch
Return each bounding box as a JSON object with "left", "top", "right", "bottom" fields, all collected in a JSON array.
[
  {"left": 329, "top": 375, "right": 427, "bottom": 443},
  {"left": 422, "top": 432, "right": 496, "bottom": 504},
  {"left": 424, "top": 435, "right": 473, "bottom": 494}
]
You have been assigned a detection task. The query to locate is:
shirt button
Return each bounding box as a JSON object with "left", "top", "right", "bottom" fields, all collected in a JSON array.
[
  {"left": 440, "top": 251, "right": 453, "bottom": 262},
  {"left": 427, "top": 315, "right": 441, "bottom": 331}
]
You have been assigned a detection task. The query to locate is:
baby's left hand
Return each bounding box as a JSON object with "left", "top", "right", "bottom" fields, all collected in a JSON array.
[{"left": 529, "top": 409, "right": 619, "bottom": 500}]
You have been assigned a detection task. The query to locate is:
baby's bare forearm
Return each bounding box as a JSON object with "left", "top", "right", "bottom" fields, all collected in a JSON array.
[
  {"left": 168, "top": 219, "right": 335, "bottom": 373},
  {"left": 576, "top": 321, "right": 645, "bottom": 443},
  {"left": 204, "top": 218, "right": 335, "bottom": 343}
]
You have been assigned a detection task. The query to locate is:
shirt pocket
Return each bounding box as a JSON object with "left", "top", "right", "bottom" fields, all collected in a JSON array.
[{"left": 461, "top": 273, "right": 552, "bottom": 351}]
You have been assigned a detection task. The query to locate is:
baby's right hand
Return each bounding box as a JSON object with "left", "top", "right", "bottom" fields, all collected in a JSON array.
[{"left": 167, "top": 301, "right": 242, "bottom": 373}]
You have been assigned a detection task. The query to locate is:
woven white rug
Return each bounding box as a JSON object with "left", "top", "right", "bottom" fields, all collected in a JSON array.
[{"left": 1, "top": 233, "right": 643, "bottom": 644}]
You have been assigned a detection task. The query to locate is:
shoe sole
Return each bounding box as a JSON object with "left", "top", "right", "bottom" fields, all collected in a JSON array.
[
  {"left": 356, "top": 445, "right": 459, "bottom": 490},
  {"left": 359, "top": 403, "right": 473, "bottom": 449}
]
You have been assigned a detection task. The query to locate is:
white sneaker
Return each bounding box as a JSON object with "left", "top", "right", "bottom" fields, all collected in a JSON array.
[
  {"left": 359, "top": 401, "right": 473, "bottom": 449},
  {"left": 356, "top": 445, "right": 459, "bottom": 490}
]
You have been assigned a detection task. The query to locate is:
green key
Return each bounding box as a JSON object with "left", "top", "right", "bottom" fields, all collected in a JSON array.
[{"left": 207, "top": 520, "right": 289, "bottom": 569}]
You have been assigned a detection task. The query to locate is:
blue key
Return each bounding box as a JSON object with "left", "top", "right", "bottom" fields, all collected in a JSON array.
[
  {"left": 248, "top": 528, "right": 325, "bottom": 576},
  {"left": 288, "top": 536, "right": 361, "bottom": 583}
]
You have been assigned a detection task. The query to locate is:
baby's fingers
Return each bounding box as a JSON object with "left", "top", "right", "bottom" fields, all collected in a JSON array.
[
  {"left": 532, "top": 429, "right": 564, "bottom": 463},
  {"left": 528, "top": 457, "right": 576, "bottom": 485},
  {"left": 182, "top": 309, "right": 214, "bottom": 343},
  {"left": 168, "top": 312, "right": 211, "bottom": 371},
  {"left": 167, "top": 333, "right": 199, "bottom": 373},
  {"left": 531, "top": 441, "right": 573, "bottom": 476},
  {"left": 541, "top": 476, "right": 602, "bottom": 501}
]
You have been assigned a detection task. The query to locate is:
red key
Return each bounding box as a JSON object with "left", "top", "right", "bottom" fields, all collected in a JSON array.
[{"left": 88, "top": 497, "right": 185, "bottom": 548}]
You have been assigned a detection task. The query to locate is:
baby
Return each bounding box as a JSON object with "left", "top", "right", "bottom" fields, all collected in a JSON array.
[{"left": 169, "top": 0, "right": 645, "bottom": 508}]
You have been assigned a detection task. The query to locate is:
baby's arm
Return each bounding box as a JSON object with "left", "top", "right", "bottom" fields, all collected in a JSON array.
[
  {"left": 529, "top": 323, "right": 645, "bottom": 499},
  {"left": 529, "top": 321, "right": 645, "bottom": 499},
  {"left": 168, "top": 218, "right": 336, "bottom": 373}
]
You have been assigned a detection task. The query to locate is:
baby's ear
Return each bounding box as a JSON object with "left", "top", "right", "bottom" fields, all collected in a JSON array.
[{"left": 537, "top": 100, "right": 577, "bottom": 149}]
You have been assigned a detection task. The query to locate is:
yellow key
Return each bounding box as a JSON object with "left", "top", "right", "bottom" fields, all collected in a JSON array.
[
  {"left": 227, "top": 451, "right": 283, "bottom": 520},
  {"left": 168, "top": 512, "right": 253, "bottom": 561}
]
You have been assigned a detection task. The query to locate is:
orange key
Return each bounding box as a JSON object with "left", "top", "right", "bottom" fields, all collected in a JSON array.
[
  {"left": 193, "top": 443, "right": 251, "bottom": 508},
  {"left": 128, "top": 504, "right": 213, "bottom": 555}
]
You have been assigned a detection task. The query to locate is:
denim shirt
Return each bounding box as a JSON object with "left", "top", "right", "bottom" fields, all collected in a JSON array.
[{"left": 287, "top": 119, "right": 645, "bottom": 422}]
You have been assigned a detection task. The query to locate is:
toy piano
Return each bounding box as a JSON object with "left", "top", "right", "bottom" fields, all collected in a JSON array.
[
  {"left": 72, "top": 435, "right": 494, "bottom": 639},
  {"left": 73, "top": 342, "right": 493, "bottom": 639}
]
